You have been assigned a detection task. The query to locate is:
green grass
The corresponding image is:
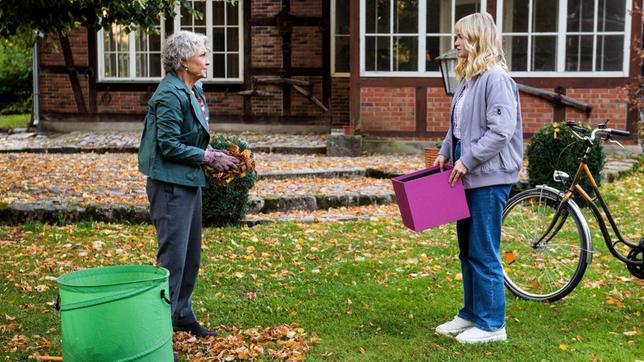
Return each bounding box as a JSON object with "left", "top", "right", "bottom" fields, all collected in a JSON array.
[
  {"left": 0, "top": 113, "right": 30, "bottom": 128},
  {"left": 0, "top": 172, "right": 642, "bottom": 361}
]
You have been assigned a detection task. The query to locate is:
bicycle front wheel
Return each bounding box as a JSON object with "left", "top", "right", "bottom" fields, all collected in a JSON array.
[{"left": 501, "top": 187, "right": 591, "bottom": 302}]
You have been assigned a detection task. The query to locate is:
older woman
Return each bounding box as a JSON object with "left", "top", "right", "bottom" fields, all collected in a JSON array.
[
  {"left": 433, "top": 13, "right": 523, "bottom": 344},
  {"left": 139, "top": 30, "right": 237, "bottom": 339}
]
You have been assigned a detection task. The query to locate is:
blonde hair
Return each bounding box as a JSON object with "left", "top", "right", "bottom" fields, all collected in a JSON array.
[{"left": 454, "top": 13, "right": 507, "bottom": 81}]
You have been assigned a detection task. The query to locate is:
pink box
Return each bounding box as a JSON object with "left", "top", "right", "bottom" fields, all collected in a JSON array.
[{"left": 391, "top": 165, "right": 470, "bottom": 232}]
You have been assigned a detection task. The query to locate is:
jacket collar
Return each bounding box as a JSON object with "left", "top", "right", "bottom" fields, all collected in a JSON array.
[{"left": 165, "top": 72, "right": 210, "bottom": 134}]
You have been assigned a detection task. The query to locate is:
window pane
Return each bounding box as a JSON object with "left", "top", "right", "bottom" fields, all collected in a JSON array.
[
  {"left": 104, "top": 54, "right": 116, "bottom": 77},
  {"left": 394, "top": 36, "right": 417, "bottom": 70},
  {"left": 181, "top": 6, "right": 192, "bottom": 26},
  {"left": 366, "top": 0, "right": 390, "bottom": 34},
  {"left": 335, "top": 35, "right": 350, "bottom": 72},
  {"left": 565, "top": 35, "right": 593, "bottom": 71},
  {"left": 455, "top": 0, "right": 480, "bottom": 23},
  {"left": 598, "top": 0, "right": 625, "bottom": 32},
  {"left": 149, "top": 54, "right": 162, "bottom": 77},
  {"left": 567, "top": 0, "right": 594, "bottom": 32},
  {"left": 227, "top": 54, "right": 239, "bottom": 77},
  {"left": 503, "top": 0, "right": 529, "bottom": 32},
  {"left": 336, "top": 0, "right": 350, "bottom": 34},
  {"left": 596, "top": 35, "right": 623, "bottom": 71},
  {"left": 213, "top": 54, "right": 225, "bottom": 77},
  {"left": 194, "top": 0, "right": 206, "bottom": 26},
  {"left": 227, "top": 28, "right": 238, "bottom": 51},
  {"left": 136, "top": 33, "right": 147, "bottom": 52},
  {"left": 213, "top": 28, "right": 225, "bottom": 52},
  {"left": 105, "top": 29, "right": 116, "bottom": 51},
  {"left": 226, "top": 2, "right": 239, "bottom": 26},
  {"left": 426, "top": 36, "right": 452, "bottom": 71},
  {"left": 213, "top": 0, "right": 225, "bottom": 25},
  {"left": 117, "top": 28, "right": 128, "bottom": 51},
  {"left": 503, "top": 35, "right": 528, "bottom": 71},
  {"left": 426, "top": 0, "right": 451, "bottom": 34},
  {"left": 533, "top": 0, "right": 558, "bottom": 32},
  {"left": 365, "top": 36, "right": 391, "bottom": 71},
  {"left": 118, "top": 54, "right": 129, "bottom": 77},
  {"left": 394, "top": 0, "right": 418, "bottom": 33},
  {"left": 531, "top": 36, "right": 556, "bottom": 71},
  {"left": 150, "top": 32, "right": 161, "bottom": 51},
  {"left": 136, "top": 53, "right": 147, "bottom": 77}
]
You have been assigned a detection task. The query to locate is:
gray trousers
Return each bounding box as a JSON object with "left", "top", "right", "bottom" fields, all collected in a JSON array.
[{"left": 146, "top": 178, "right": 201, "bottom": 327}]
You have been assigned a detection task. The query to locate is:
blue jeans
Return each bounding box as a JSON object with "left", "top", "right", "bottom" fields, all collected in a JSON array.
[{"left": 454, "top": 141, "right": 511, "bottom": 331}]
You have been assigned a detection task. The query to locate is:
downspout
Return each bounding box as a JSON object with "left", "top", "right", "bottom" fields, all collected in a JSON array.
[{"left": 31, "top": 30, "right": 41, "bottom": 129}]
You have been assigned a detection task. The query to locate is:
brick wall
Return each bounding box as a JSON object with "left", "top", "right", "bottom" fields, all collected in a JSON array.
[
  {"left": 566, "top": 88, "right": 628, "bottom": 128},
  {"left": 251, "top": 26, "right": 282, "bottom": 68},
  {"left": 40, "top": 74, "right": 89, "bottom": 113},
  {"left": 291, "top": 0, "right": 322, "bottom": 17},
  {"left": 360, "top": 87, "right": 415, "bottom": 131},
  {"left": 358, "top": 86, "right": 630, "bottom": 137},
  {"left": 291, "top": 27, "right": 322, "bottom": 68},
  {"left": 331, "top": 77, "right": 349, "bottom": 123},
  {"left": 426, "top": 87, "right": 451, "bottom": 132},
  {"left": 520, "top": 94, "right": 554, "bottom": 134},
  {"left": 40, "top": 29, "right": 88, "bottom": 67},
  {"left": 251, "top": 0, "right": 281, "bottom": 17}
]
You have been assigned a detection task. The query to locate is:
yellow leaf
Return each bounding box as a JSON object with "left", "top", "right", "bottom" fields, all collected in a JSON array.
[{"left": 559, "top": 343, "right": 567, "bottom": 351}]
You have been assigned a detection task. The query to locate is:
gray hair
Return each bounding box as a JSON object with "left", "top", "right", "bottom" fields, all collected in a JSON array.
[{"left": 162, "top": 31, "right": 209, "bottom": 72}]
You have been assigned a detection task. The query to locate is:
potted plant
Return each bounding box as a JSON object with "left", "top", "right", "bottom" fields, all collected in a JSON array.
[{"left": 424, "top": 140, "right": 442, "bottom": 168}]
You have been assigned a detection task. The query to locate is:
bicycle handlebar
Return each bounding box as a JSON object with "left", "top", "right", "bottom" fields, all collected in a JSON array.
[{"left": 565, "top": 121, "right": 630, "bottom": 143}]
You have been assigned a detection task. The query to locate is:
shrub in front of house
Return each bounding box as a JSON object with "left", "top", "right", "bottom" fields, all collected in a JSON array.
[
  {"left": 527, "top": 121, "right": 605, "bottom": 191},
  {"left": 202, "top": 135, "right": 257, "bottom": 227}
]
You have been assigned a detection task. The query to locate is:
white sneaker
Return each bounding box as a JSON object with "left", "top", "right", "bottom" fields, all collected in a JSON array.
[
  {"left": 435, "top": 316, "right": 474, "bottom": 336},
  {"left": 455, "top": 326, "right": 507, "bottom": 344}
]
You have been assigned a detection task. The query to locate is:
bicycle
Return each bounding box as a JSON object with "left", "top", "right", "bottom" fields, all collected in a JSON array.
[{"left": 500, "top": 121, "right": 643, "bottom": 302}]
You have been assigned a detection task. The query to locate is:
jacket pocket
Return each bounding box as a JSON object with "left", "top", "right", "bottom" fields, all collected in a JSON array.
[{"left": 498, "top": 147, "right": 520, "bottom": 171}]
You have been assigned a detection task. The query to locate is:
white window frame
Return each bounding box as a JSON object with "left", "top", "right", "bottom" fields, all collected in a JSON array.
[
  {"left": 174, "top": 0, "right": 244, "bottom": 84},
  {"left": 97, "top": 22, "right": 165, "bottom": 82},
  {"left": 360, "top": 0, "right": 486, "bottom": 77},
  {"left": 497, "top": 0, "right": 631, "bottom": 77},
  {"left": 331, "top": 0, "right": 350, "bottom": 77}
]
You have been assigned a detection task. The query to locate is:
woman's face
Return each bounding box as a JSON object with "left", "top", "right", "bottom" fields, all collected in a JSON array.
[
  {"left": 183, "top": 46, "right": 209, "bottom": 80},
  {"left": 454, "top": 34, "right": 468, "bottom": 58}
]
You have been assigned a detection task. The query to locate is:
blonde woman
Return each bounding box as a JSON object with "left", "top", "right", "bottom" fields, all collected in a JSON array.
[{"left": 433, "top": 13, "right": 523, "bottom": 344}]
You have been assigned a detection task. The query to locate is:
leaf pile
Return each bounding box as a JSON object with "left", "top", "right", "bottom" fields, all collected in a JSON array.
[
  {"left": 204, "top": 144, "right": 256, "bottom": 186},
  {"left": 173, "top": 323, "right": 317, "bottom": 361}
]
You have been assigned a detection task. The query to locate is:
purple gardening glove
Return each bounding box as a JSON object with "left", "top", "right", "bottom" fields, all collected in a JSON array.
[{"left": 203, "top": 149, "right": 238, "bottom": 172}]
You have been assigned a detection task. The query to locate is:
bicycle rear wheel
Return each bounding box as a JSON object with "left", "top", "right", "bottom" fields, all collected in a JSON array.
[{"left": 501, "top": 187, "right": 591, "bottom": 301}]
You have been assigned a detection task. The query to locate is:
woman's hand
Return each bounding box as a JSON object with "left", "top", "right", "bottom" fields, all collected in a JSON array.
[
  {"left": 432, "top": 155, "right": 448, "bottom": 172},
  {"left": 448, "top": 160, "right": 468, "bottom": 187},
  {"left": 203, "top": 150, "right": 239, "bottom": 171}
]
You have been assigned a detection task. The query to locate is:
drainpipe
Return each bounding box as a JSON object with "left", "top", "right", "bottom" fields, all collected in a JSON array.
[{"left": 31, "top": 30, "right": 42, "bottom": 129}]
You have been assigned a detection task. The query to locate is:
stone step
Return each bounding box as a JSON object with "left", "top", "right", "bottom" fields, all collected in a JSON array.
[{"left": 0, "top": 145, "right": 327, "bottom": 155}]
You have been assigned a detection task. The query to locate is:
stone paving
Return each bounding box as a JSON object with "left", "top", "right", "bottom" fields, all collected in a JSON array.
[{"left": 0, "top": 129, "right": 640, "bottom": 225}]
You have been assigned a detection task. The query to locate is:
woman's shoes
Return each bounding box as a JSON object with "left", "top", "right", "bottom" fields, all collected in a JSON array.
[
  {"left": 455, "top": 326, "right": 507, "bottom": 344},
  {"left": 436, "top": 317, "right": 507, "bottom": 343},
  {"left": 173, "top": 321, "right": 218, "bottom": 338},
  {"left": 435, "top": 316, "right": 474, "bottom": 335}
]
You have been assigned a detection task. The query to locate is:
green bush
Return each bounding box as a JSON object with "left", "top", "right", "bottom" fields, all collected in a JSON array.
[
  {"left": 527, "top": 121, "right": 605, "bottom": 191},
  {"left": 202, "top": 135, "right": 257, "bottom": 227},
  {"left": 0, "top": 41, "right": 32, "bottom": 114}
]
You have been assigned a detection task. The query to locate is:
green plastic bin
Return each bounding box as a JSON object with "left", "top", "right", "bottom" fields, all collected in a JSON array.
[{"left": 57, "top": 265, "right": 173, "bottom": 362}]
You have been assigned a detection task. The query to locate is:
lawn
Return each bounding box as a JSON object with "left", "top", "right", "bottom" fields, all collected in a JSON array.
[
  {"left": 0, "top": 172, "right": 642, "bottom": 361},
  {"left": 0, "top": 113, "right": 30, "bottom": 128}
]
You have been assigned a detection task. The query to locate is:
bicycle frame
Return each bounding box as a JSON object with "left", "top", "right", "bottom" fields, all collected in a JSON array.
[{"left": 538, "top": 146, "right": 642, "bottom": 267}]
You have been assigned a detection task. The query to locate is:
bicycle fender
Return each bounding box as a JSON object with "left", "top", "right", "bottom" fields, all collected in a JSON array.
[{"left": 536, "top": 185, "right": 593, "bottom": 264}]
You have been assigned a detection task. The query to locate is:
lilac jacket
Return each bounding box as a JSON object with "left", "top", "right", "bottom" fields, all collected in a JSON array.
[{"left": 438, "top": 65, "right": 523, "bottom": 189}]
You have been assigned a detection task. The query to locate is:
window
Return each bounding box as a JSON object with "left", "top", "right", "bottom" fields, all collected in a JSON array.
[
  {"left": 98, "top": 21, "right": 163, "bottom": 81},
  {"left": 332, "top": 0, "right": 350, "bottom": 75},
  {"left": 361, "top": 0, "right": 485, "bottom": 76},
  {"left": 175, "top": 0, "right": 243, "bottom": 82},
  {"left": 499, "top": 0, "right": 631, "bottom": 75}
]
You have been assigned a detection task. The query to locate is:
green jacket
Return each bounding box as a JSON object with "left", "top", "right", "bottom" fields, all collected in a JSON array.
[{"left": 138, "top": 72, "right": 210, "bottom": 187}]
